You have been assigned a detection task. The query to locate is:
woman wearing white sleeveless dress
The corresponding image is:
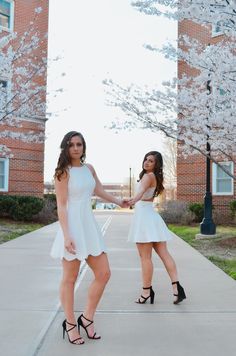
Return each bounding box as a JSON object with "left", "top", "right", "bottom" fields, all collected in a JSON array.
[
  {"left": 128, "top": 151, "right": 186, "bottom": 305},
  {"left": 51, "top": 131, "right": 127, "bottom": 345}
]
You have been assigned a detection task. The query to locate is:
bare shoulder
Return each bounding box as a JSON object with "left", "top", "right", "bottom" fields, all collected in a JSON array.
[
  {"left": 141, "top": 173, "right": 153, "bottom": 183},
  {"left": 55, "top": 170, "right": 69, "bottom": 184},
  {"left": 85, "top": 163, "right": 95, "bottom": 175},
  {"left": 143, "top": 172, "right": 156, "bottom": 185}
]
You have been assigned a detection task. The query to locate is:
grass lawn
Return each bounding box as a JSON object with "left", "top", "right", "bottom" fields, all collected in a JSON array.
[
  {"left": 168, "top": 224, "right": 236, "bottom": 281},
  {"left": 0, "top": 218, "right": 43, "bottom": 244}
]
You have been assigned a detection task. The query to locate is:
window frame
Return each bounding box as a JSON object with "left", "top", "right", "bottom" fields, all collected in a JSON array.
[
  {"left": 0, "top": 157, "right": 9, "bottom": 192},
  {"left": 212, "top": 161, "right": 234, "bottom": 196},
  {"left": 0, "top": 77, "right": 11, "bottom": 115},
  {"left": 211, "top": 23, "right": 224, "bottom": 37},
  {"left": 0, "top": 0, "right": 14, "bottom": 32}
]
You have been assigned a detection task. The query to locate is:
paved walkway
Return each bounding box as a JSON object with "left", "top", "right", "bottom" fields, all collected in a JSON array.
[{"left": 0, "top": 211, "right": 236, "bottom": 356}]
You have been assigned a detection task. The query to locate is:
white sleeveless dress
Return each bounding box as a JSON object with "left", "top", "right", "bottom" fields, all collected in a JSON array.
[
  {"left": 128, "top": 183, "right": 173, "bottom": 243},
  {"left": 50, "top": 165, "right": 106, "bottom": 261}
]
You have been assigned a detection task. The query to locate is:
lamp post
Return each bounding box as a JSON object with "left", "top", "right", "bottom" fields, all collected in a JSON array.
[
  {"left": 129, "top": 166, "right": 133, "bottom": 209},
  {"left": 200, "top": 77, "right": 216, "bottom": 235},
  {"left": 129, "top": 167, "right": 132, "bottom": 198}
]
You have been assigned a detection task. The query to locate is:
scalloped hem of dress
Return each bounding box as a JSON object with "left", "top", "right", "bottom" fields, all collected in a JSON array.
[{"left": 51, "top": 250, "right": 107, "bottom": 261}]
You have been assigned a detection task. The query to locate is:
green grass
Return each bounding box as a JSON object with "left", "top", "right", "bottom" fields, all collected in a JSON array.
[
  {"left": 168, "top": 224, "right": 236, "bottom": 281},
  {"left": 208, "top": 256, "right": 236, "bottom": 280},
  {"left": 0, "top": 218, "right": 43, "bottom": 244}
]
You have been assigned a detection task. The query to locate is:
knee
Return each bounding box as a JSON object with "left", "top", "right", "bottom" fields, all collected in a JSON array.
[
  {"left": 139, "top": 253, "right": 151, "bottom": 262},
  {"left": 96, "top": 268, "right": 111, "bottom": 284},
  {"left": 62, "top": 272, "right": 78, "bottom": 285}
]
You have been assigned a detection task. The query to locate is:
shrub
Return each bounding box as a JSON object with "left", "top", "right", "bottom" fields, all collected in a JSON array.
[
  {"left": 188, "top": 203, "right": 204, "bottom": 223},
  {"left": 34, "top": 197, "right": 57, "bottom": 224},
  {"left": 0, "top": 195, "right": 15, "bottom": 216},
  {"left": 159, "top": 200, "right": 193, "bottom": 224},
  {"left": 229, "top": 200, "right": 236, "bottom": 218},
  {"left": 10, "top": 196, "right": 44, "bottom": 221},
  {"left": 43, "top": 193, "right": 56, "bottom": 203}
]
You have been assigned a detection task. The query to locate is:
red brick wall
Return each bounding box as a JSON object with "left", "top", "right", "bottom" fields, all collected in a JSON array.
[
  {"left": 0, "top": 0, "right": 48, "bottom": 197},
  {"left": 177, "top": 21, "right": 235, "bottom": 218}
]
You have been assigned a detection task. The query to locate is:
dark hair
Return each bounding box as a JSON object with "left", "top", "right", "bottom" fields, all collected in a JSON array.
[
  {"left": 139, "top": 151, "right": 164, "bottom": 196},
  {"left": 54, "top": 131, "right": 86, "bottom": 181}
]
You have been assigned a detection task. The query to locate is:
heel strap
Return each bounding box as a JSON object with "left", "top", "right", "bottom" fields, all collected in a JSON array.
[{"left": 143, "top": 286, "right": 152, "bottom": 290}]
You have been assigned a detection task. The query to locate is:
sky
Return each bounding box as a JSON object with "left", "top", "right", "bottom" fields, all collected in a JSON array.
[{"left": 45, "top": 0, "right": 177, "bottom": 183}]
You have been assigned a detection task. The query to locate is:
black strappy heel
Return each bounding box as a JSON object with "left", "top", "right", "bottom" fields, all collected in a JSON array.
[
  {"left": 77, "top": 314, "right": 101, "bottom": 340},
  {"left": 136, "top": 286, "right": 155, "bottom": 304},
  {"left": 172, "top": 281, "right": 186, "bottom": 304},
  {"left": 62, "top": 319, "right": 84, "bottom": 345}
]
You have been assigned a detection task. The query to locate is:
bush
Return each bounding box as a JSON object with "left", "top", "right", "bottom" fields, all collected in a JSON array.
[
  {"left": 34, "top": 197, "right": 57, "bottom": 224},
  {"left": 0, "top": 195, "right": 44, "bottom": 221},
  {"left": 43, "top": 193, "right": 56, "bottom": 203},
  {"left": 159, "top": 200, "right": 193, "bottom": 224},
  {"left": 188, "top": 203, "right": 204, "bottom": 223},
  {"left": 10, "top": 196, "right": 44, "bottom": 221},
  {"left": 229, "top": 200, "right": 236, "bottom": 218},
  {"left": 0, "top": 195, "right": 15, "bottom": 216}
]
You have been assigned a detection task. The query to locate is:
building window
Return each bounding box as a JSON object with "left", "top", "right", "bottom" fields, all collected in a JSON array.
[
  {"left": 211, "top": 22, "right": 224, "bottom": 37},
  {"left": 0, "top": 78, "right": 10, "bottom": 116},
  {"left": 0, "top": 158, "right": 9, "bottom": 192},
  {"left": 0, "top": 0, "right": 14, "bottom": 31},
  {"left": 212, "top": 162, "right": 234, "bottom": 196}
]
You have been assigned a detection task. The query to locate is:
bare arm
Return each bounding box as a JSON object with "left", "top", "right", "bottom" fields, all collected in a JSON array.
[
  {"left": 87, "top": 164, "right": 124, "bottom": 206},
  {"left": 129, "top": 174, "right": 153, "bottom": 205},
  {"left": 55, "top": 172, "right": 76, "bottom": 254}
]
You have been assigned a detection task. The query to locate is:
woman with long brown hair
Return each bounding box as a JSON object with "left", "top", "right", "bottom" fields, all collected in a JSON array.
[
  {"left": 128, "top": 151, "right": 186, "bottom": 305},
  {"left": 50, "top": 131, "right": 128, "bottom": 345}
]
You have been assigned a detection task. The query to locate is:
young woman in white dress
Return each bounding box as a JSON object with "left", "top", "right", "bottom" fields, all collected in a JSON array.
[
  {"left": 51, "top": 131, "right": 127, "bottom": 345},
  {"left": 128, "top": 151, "right": 186, "bottom": 305}
]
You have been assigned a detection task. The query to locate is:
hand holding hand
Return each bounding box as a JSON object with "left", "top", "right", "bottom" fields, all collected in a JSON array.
[
  {"left": 64, "top": 237, "right": 76, "bottom": 255},
  {"left": 120, "top": 199, "right": 130, "bottom": 208},
  {"left": 127, "top": 198, "right": 136, "bottom": 207}
]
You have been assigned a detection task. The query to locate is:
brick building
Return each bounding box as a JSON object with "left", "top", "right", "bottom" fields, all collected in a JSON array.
[
  {"left": 177, "top": 20, "right": 236, "bottom": 218},
  {"left": 0, "top": 0, "right": 49, "bottom": 197}
]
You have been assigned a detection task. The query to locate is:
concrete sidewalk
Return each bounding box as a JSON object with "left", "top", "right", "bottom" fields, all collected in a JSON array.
[{"left": 0, "top": 212, "right": 236, "bottom": 356}]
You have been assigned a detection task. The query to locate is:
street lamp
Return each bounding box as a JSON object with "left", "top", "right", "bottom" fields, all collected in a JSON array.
[
  {"left": 129, "top": 167, "right": 132, "bottom": 198},
  {"left": 129, "top": 167, "right": 133, "bottom": 209},
  {"left": 200, "top": 77, "right": 216, "bottom": 235}
]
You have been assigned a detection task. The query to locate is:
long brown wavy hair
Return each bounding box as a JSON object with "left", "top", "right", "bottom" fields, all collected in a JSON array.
[
  {"left": 54, "top": 131, "right": 86, "bottom": 181},
  {"left": 138, "top": 151, "right": 164, "bottom": 197}
]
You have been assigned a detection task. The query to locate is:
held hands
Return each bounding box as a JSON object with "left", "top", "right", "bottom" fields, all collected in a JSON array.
[
  {"left": 119, "top": 199, "right": 130, "bottom": 208},
  {"left": 64, "top": 237, "right": 76, "bottom": 255},
  {"left": 119, "top": 198, "right": 136, "bottom": 208},
  {"left": 127, "top": 198, "right": 136, "bottom": 207}
]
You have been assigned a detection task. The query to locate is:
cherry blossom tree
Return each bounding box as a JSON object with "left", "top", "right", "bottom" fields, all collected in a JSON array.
[
  {"left": 104, "top": 0, "right": 236, "bottom": 179},
  {"left": 0, "top": 6, "right": 61, "bottom": 157}
]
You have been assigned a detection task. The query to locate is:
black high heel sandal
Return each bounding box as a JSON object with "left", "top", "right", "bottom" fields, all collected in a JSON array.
[
  {"left": 77, "top": 314, "right": 101, "bottom": 340},
  {"left": 62, "top": 319, "right": 84, "bottom": 345},
  {"left": 135, "top": 286, "right": 155, "bottom": 304},
  {"left": 172, "top": 281, "right": 186, "bottom": 304}
]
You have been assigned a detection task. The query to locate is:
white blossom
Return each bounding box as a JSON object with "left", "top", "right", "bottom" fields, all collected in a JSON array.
[
  {"left": 105, "top": 0, "right": 236, "bottom": 179},
  {"left": 0, "top": 7, "right": 61, "bottom": 158}
]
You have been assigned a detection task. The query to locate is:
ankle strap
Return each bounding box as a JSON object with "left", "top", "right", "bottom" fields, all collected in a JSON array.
[
  {"left": 66, "top": 320, "right": 76, "bottom": 327},
  {"left": 81, "top": 314, "right": 93, "bottom": 323},
  {"left": 172, "top": 281, "right": 179, "bottom": 285},
  {"left": 143, "top": 286, "right": 152, "bottom": 290}
]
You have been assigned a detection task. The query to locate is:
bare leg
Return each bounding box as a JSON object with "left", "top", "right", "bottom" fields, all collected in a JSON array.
[
  {"left": 153, "top": 242, "right": 179, "bottom": 299},
  {"left": 81, "top": 253, "right": 111, "bottom": 337},
  {"left": 136, "top": 243, "right": 154, "bottom": 300},
  {"left": 60, "top": 258, "right": 84, "bottom": 344}
]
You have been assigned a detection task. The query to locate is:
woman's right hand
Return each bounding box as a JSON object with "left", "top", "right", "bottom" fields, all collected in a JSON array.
[{"left": 64, "top": 237, "right": 76, "bottom": 255}]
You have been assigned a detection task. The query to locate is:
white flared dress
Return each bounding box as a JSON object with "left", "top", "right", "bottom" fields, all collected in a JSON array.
[
  {"left": 128, "top": 185, "right": 174, "bottom": 243},
  {"left": 50, "top": 165, "right": 106, "bottom": 261}
]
